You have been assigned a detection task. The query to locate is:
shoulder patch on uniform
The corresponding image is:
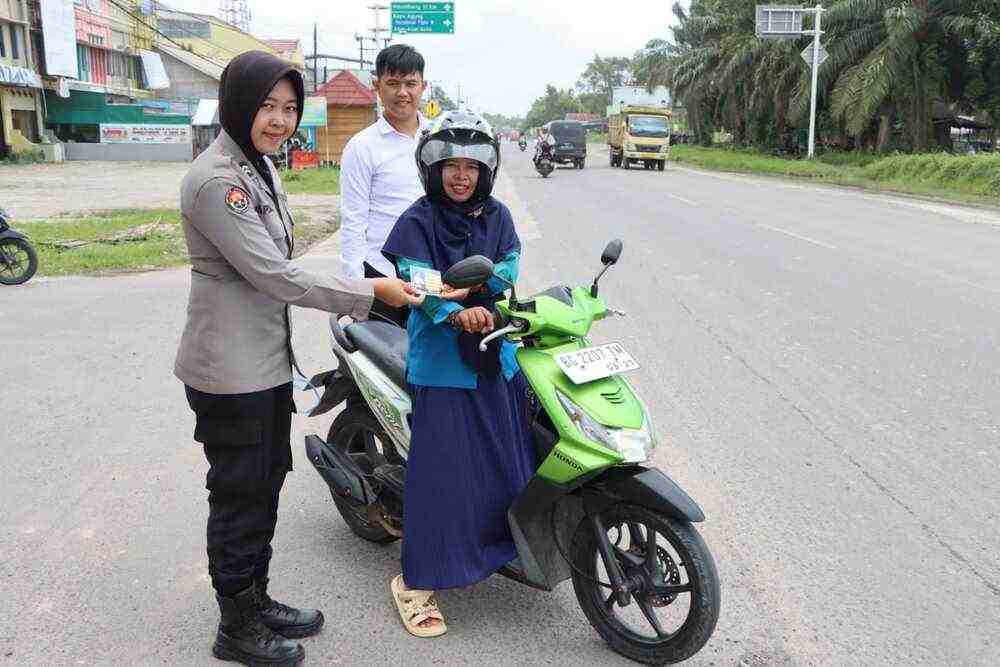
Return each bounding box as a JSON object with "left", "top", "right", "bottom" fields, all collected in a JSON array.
[{"left": 225, "top": 186, "right": 251, "bottom": 214}]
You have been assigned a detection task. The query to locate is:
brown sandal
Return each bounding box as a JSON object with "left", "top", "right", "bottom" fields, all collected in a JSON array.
[{"left": 391, "top": 574, "right": 447, "bottom": 638}]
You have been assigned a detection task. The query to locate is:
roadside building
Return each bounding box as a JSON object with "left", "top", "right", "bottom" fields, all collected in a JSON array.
[
  {"left": 155, "top": 8, "right": 296, "bottom": 66},
  {"left": 155, "top": 41, "right": 223, "bottom": 101},
  {"left": 263, "top": 38, "right": 302, "bottom": 66},
  {"left": 28, "top": 0, "right": 188, "bottom": 160},
  {"left": 151, "top": 10, "right": 304, "bottom": 160},
  {"left": 314, "top": 69, "right": 376, "bottom": 164},
  {"left": 1, "top": 0, "right": 44, "bottom": 158}
]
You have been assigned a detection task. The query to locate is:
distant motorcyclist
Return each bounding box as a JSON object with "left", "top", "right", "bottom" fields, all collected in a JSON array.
[{"left": 533, "top": 127, "right": 555, "bottom": 164}]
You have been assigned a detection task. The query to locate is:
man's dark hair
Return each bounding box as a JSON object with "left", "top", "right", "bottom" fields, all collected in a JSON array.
[{"left": 375, "top": 44, "right": 424, "bottom": 79}]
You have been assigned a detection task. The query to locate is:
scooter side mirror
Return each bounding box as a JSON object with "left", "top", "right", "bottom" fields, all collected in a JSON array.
[
  {"left": 601, "top": 239, "right": 623, "bottom": 266},
  {"left": 443, "top": 255, "right": 495, "bottom": 288}
]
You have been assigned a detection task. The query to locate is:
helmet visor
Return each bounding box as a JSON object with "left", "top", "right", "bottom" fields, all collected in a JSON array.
[{"left": 419, "top": 139, "right": 498, "bottom": 172}]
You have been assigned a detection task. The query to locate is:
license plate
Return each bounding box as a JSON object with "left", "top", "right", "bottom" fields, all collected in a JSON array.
[
  {"left": 561, "top": 143, "right": 574, "bottom": 149},
  {"left": 555, "top": 343, "right": 639, "bottom": 384}
]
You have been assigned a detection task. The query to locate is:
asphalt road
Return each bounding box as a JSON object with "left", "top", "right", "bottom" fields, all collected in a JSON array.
[{"left": 4, "top": 144, "right": 1000, "bottom": 665}]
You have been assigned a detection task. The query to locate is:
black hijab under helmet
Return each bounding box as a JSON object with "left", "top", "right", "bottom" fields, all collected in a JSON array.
[{"left": 218, "top": 50, "right": 305, "bottom": 175}]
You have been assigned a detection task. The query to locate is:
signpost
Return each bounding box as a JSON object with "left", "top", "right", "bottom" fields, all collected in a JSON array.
[
  {"left": 756, "top": 4, "right": 825, "bottom": 158},
  {"left": 391, "top": 2, "right": 454, "bottom": 34},
  {"left": 423, "top": 99, "right": 441, "bottom": 119}
]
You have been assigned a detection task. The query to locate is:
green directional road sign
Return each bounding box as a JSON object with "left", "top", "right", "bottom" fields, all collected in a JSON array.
[{"left": 391, "top": 2, "right": 455, "bottom": 34}]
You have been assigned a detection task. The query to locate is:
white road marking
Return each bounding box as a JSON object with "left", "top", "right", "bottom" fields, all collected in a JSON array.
[
  {"left": 665, "top": 193, "right": 697, "bottom": 206},
  {"left": 756, "top": 223, "right": 838, "bottom": 249}
]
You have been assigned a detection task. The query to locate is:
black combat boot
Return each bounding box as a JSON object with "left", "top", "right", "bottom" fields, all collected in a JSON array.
[
  {"left": 214, "top": 586, "right": 305, "bottom": 666},
  {"left": 253, "top": 577, "right": 325, "bottom": 639}
]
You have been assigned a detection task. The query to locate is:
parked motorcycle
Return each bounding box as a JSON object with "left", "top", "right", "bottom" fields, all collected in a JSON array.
[
  {"left": 304, "top": 240, "right": 720, "bottom": 665},
  {"left": 0, "top": 208, "right": 38, "bottom": 285}
]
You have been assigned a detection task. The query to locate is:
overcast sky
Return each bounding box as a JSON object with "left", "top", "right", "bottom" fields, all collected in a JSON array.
[{"left": 161, "top": 1, "right": 678, "bottom": 116}]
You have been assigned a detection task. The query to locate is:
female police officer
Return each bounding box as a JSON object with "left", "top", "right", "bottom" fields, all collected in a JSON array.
[{"left": 175, "top": 51, "right": 420, "bottom": 666}]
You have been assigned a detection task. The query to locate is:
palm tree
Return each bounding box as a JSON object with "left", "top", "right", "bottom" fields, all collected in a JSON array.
[
  {"left": 823, "top": 0, "right": 994, "bottom": 151},
  {"left": 636, "top": 1, "right": 814, "bottom": 148}
]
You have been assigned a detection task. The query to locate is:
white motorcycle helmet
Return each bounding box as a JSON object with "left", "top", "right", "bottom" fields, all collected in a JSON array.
[{"left": 415, "top": 110, "right": 501, "bottom": 204}]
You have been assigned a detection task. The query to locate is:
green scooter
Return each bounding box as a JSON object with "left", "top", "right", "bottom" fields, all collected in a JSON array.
[{"left": 305, "top": 240, "right": 720, "bottom": 664}]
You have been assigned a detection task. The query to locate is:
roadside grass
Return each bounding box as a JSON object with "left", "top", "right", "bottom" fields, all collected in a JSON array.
[
  {"left": 587, "top": 131, "right": 608, "bottom": 144},
  {"left": 818, "top": 152, "right": 881, "bottom": 168},
  {"left": 18, "top": 208, "right": 337, "bottom": 276},
  {"left": 863, "top": 152, "right": 1000, "bottom": 199},
  {"left": 669, "top": 145, "right": 1000, "bottom": 205},
  {"left": 669, "top": 145, "right": 853, "bottom": 180},
  {"left": 19, "top": 209, "right": 187, "bottom": 276},
  {"left": 280, "top": 166, "right": 340, "bottom": 195}
]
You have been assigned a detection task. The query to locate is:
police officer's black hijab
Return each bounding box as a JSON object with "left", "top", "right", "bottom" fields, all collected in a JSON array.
[{"left": 218, "top": 50, "right": 305, "bottom": 197}]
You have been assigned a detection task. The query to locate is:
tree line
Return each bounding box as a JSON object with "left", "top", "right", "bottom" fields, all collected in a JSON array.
[
  {"left": 520, "top": 1, "right": 1000, "bottom": 152},
  {"left": 636, "top": 0, "right": 1000, "bottom": 152}
]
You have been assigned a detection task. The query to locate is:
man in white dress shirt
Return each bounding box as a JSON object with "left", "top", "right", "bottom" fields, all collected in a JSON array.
[{"left": 340, "top": 44, "right": 429, "bottom": 326}]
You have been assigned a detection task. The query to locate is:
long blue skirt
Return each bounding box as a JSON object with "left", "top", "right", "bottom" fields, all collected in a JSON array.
[{"left": 402, "top": 372, "right": 537, "bottom": 590}]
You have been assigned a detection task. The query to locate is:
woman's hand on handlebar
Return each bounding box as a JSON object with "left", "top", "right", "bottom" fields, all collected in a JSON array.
[
  {"left": 371, "top": 277, "right": 424, "bottom": 308},
  {"left": 450, "top": 306, "right": 494, "bottom": 334}
]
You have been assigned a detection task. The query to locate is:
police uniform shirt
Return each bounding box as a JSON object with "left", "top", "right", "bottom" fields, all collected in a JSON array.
[{"left": 175, "top": 130, "right": 373, "bottom": 394}]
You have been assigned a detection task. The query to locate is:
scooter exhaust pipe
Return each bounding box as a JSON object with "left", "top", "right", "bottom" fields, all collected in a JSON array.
[{"left": 304, "top": 434, "right": 375, "bottom": 506}]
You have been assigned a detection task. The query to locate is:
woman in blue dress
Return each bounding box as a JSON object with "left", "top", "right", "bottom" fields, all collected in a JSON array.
[{"left": 381, "top": 111, "right": 537, "bottom": 637}]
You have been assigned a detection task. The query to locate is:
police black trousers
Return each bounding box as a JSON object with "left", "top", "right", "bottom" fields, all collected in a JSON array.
[{"left": 185, "top": 383, "right": 294, "bottom": 596}]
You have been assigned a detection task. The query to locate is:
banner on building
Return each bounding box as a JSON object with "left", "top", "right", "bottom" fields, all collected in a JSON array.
[
  {"left": 139, "top": 50, "right": 171, "bottom": 90},
  {"left": 0, "top": 65, "right": 42, "bottom": 88},
  {"left": 40, "top": 0, "right": 79, "bottom": 79},
  {"left": 300, "top": 97, "right": 328, "bottom": 127},
  {"left": 100, "top": 124, "right": 192, "bottom": 144},
  {"left": 191, "top": 99, "right": 220, "bottom": 126}
]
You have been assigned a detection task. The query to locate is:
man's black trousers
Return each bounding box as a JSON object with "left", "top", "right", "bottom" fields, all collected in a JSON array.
[{"left": 185, "top": 383, "right": 294, "bottom": 596}]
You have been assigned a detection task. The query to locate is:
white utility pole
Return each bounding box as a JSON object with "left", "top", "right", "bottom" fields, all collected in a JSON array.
[
  {"left": 807, "top": 4, "right": 824, "bottom": 159},
  {"left": 369, "top": 4, "right": 392, "bottom": 48}
]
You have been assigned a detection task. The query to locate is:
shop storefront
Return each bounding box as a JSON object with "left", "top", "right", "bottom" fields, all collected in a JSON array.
[{"left": 0, "top": 63, "right": 44, "bottom": 157}]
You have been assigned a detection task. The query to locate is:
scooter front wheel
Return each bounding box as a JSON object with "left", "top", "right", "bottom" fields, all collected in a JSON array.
[
  {"left": 0, "top": 238, "right": 38, "bottom": 285},
  {"left": 570, "top": 504, "right": 720, "bottom": 665}
]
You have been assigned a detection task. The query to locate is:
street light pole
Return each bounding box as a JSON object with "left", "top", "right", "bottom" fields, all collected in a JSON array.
[{"left": 807, "top": 4, "right": 824, "bottom": 159}]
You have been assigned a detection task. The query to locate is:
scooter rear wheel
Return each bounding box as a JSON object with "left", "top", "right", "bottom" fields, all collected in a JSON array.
[
  {"left": 570, "top": 504, "right": 720, "bottom": 665},
  {"left": 326, "top": 407, "right": 399, "bottom": 544}
]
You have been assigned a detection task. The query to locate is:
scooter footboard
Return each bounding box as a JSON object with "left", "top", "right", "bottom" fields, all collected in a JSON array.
[{"left": 507, "top": 476, "right": 585, "bottom": 591}]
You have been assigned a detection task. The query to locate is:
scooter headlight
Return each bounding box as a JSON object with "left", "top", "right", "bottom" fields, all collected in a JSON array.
[{"left": 556, "top": 391, "right": 655, "bottom": 464}]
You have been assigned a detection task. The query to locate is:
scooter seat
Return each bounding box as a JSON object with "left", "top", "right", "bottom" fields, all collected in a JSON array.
[{"left": 344, "top": 320, "right": 408, "bottom": 389}]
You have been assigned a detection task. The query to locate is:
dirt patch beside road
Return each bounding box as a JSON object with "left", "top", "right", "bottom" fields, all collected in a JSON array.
[{"left": 1, "top": 161, "right": 340, "bottom": 221}]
